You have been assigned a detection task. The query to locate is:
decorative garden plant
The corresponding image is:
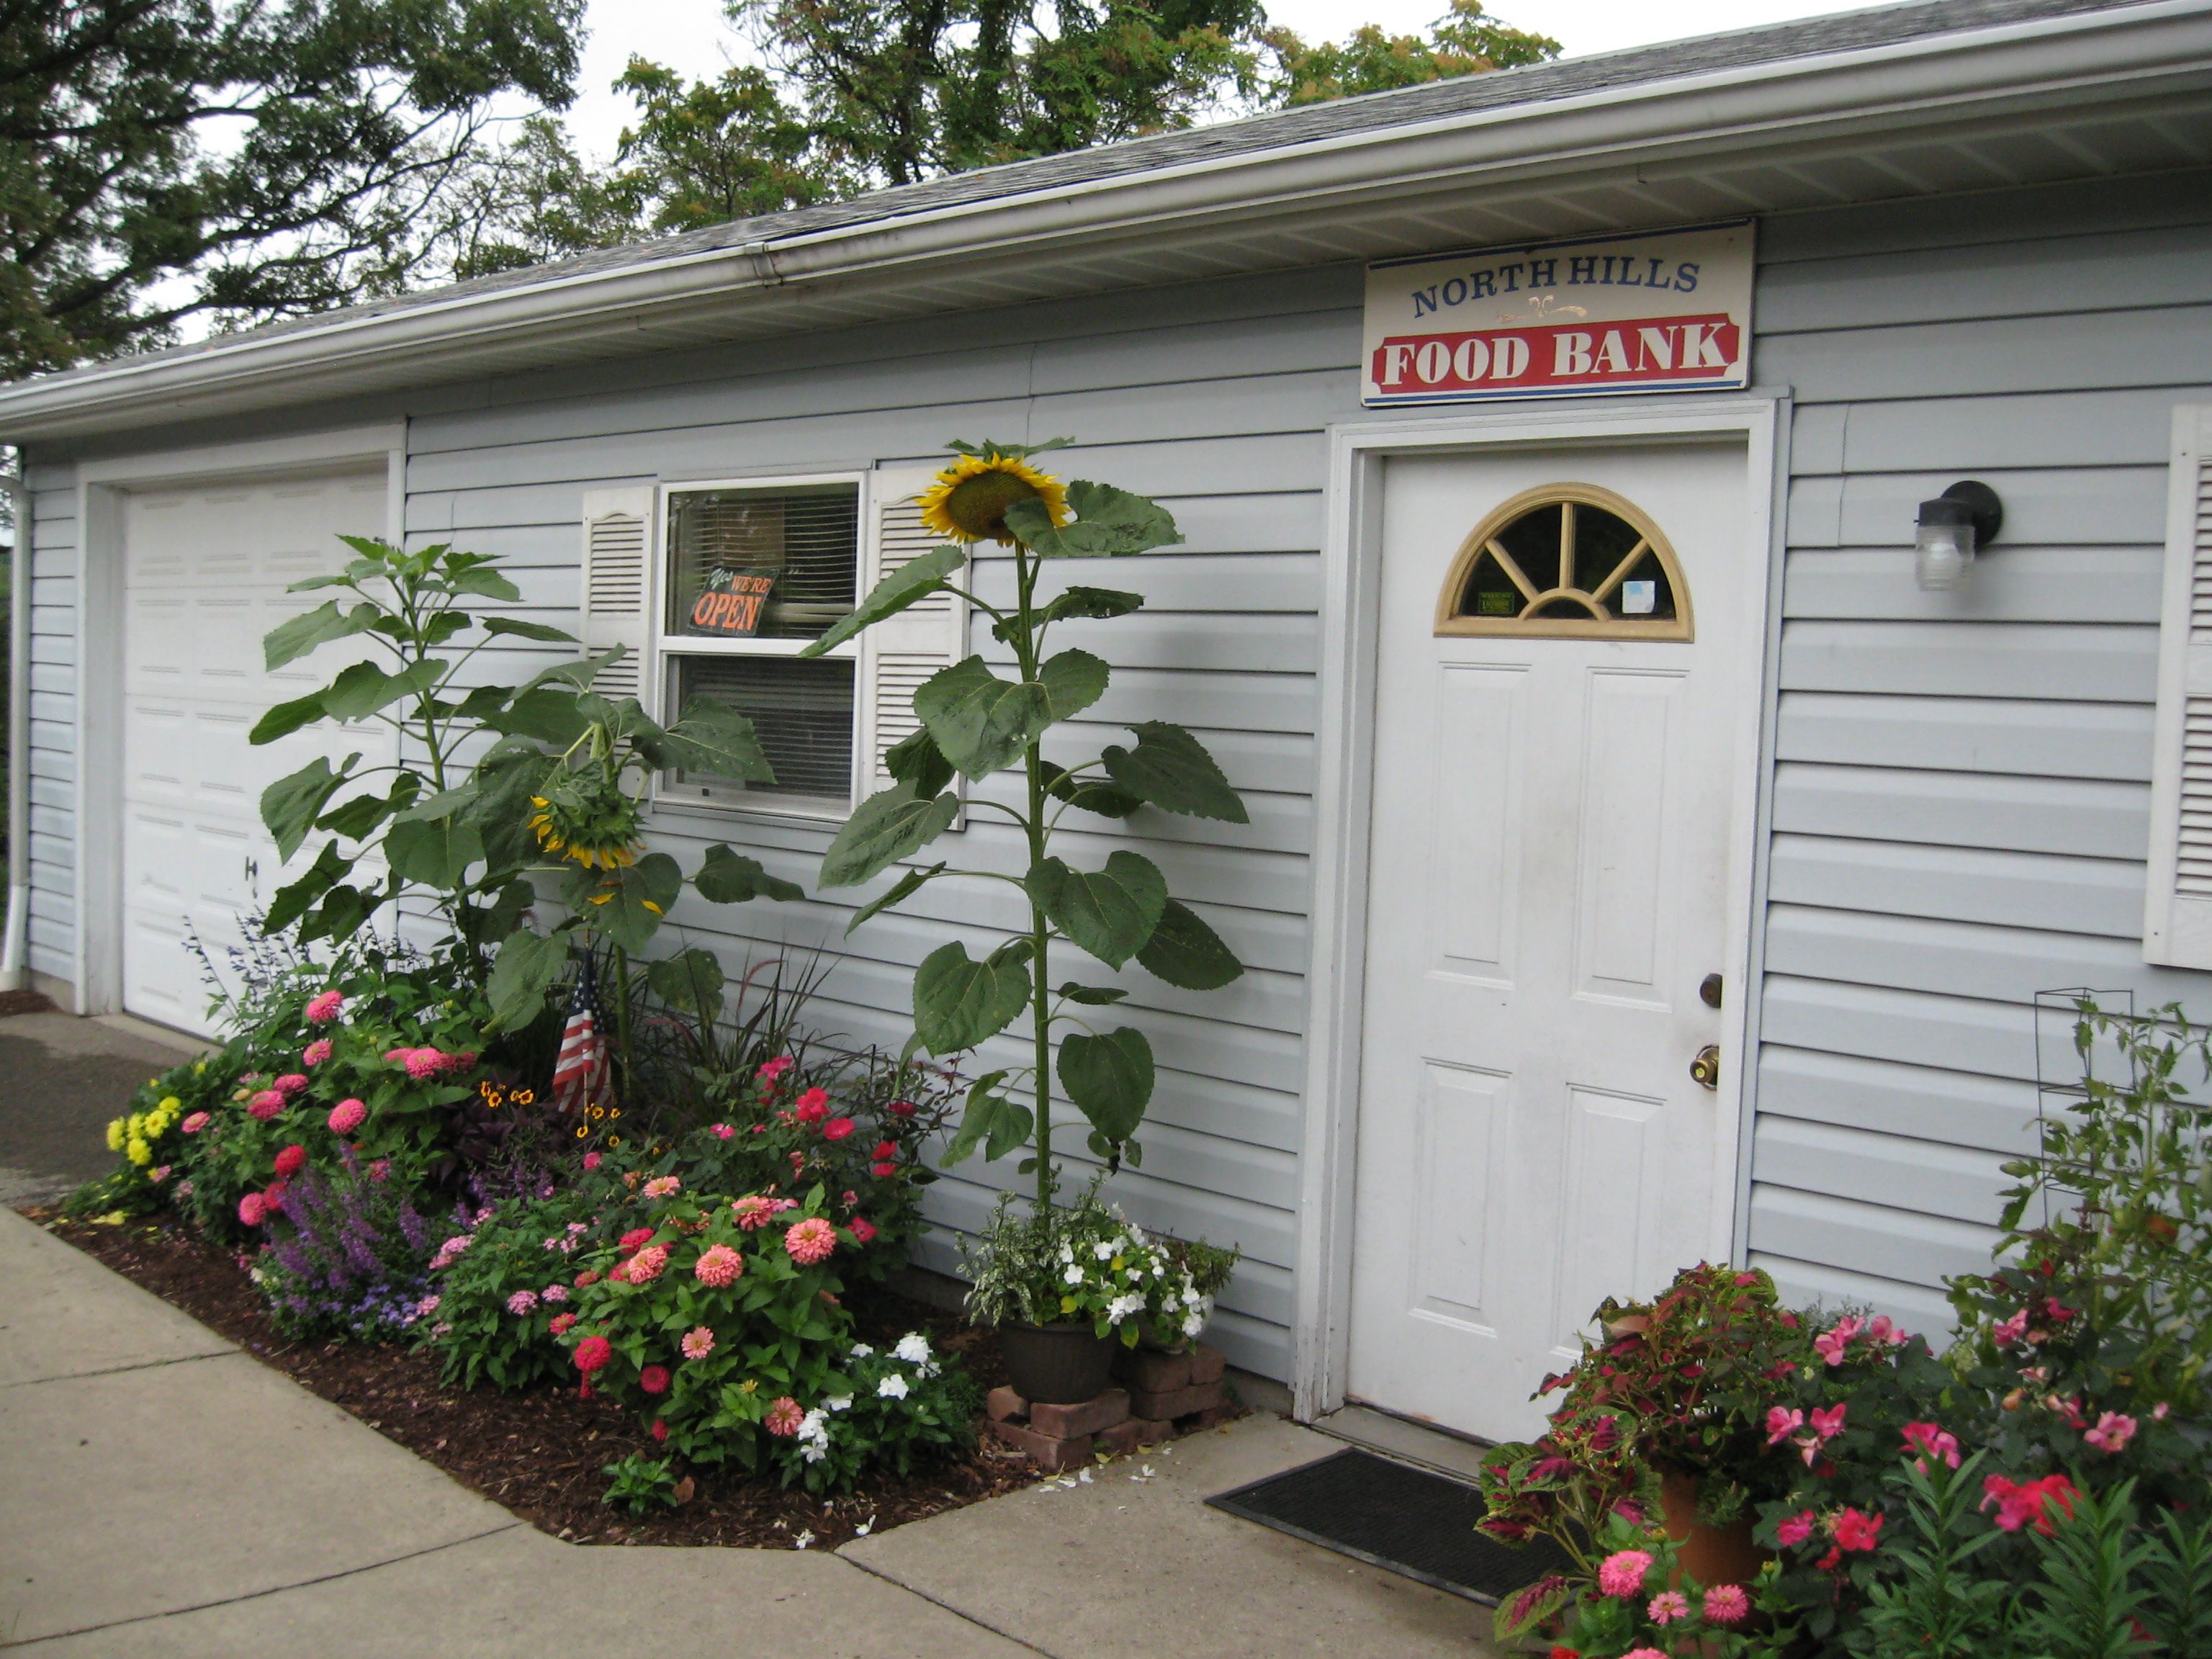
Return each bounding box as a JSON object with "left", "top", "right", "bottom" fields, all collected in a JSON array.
[{"left": 804, "top": 439, "right": 1248, "bottom": 1208}]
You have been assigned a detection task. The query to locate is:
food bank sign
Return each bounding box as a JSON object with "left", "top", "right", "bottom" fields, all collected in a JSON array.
[{"left": 1362, "top": 222, "right": 1754, "bottom": 406}]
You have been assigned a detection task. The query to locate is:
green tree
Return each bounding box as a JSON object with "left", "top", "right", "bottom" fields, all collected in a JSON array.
[
  {"left": 1, "top": 0, "right": 585, "bottom": 379},
  {"left": 1265, "top": 0, "right": 1559, "bottom": 106}
]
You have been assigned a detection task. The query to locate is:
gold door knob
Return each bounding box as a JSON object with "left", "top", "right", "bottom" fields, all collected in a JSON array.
[{"left": 1691, "top": 1046, "right": 1721, "bottom": 1090}]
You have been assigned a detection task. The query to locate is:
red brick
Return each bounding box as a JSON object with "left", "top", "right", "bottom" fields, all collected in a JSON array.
[
  {"left": 1030, "top": 1388, "right": 1130, "bottom": 1440},
  {"left": 1096, "top": 1416, "right": 1174, "bottom": 1455},
  {"left": 986, "top": 1385, "right": 1028, "bottom": 1423},
  {"left": 984, "top": 1418, "right": 1096, "bottom": 1472},
  {"left": 1187, "top": 1343, "right": 1226, "bottom": 1386},
  {"left": 1127, "top": 1380, "right": 1226, "bottom": 1421},
  {"left": 1112, "top": 1346, "right": 1193, "bottom": 1393}
]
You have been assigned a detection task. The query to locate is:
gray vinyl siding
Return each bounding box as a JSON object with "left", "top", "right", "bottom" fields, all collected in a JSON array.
[
  {"left": 402, "top": 265, "right": 1377, "bottom": 1380},
  {"left": 22, "top": 461, "right": 76, "bottom": 988},
  {"left": 1744, "top": 168, "right": 2212, "bottom": 1333}
]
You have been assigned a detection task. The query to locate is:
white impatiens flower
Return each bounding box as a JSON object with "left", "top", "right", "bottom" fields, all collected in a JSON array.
[
  {"left": 849, "top": 1342, "right": 875, "bottom": 1359},
  {"left": 1182, "top": 1311, "right": 1206, "bottom": 1338},
  {"left": 1058, "top": 1244, "right": 1076, "bottom": 1264},
  {"left": 1106, "top": 1292, "right": 1146, "bottom": 1325},
  {"left": 798, "top": 1408, "right": 831, "bottom": 1462},
  {"left": 1064, "top": 1262, "right": 1087, "bottom": 1285},
  {"left": 827, "top": 1395, "right": 853, "bottom": 1413},
  {"left": 878, "top": 1373, "right": 911, "bottom": 1400},
  {"left": 892, "top": 1332, "right": 934, "bottom": 1367},
  {"left": 1093, "top": 1240, "right": 1116, "bottom": 1261}
]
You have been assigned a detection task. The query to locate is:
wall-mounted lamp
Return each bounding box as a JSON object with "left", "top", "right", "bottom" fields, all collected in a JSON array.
[{"left": 1914, "top": 480, "right": 2004, "bottom": 592}]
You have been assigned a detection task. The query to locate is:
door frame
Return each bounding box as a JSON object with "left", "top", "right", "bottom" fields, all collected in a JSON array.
[
  {"left": 1290, "top": 394, "right": 1790, "bottom": 1422},
  {"left": 74, "top": 423, "right": 406, "bottom": 1017}
]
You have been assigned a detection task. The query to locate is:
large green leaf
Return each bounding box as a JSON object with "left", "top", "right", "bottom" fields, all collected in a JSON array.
[
  {"left": 1004, "top": 481, "right": 1182, "bottom": 558},
  {"left": 1038, "top": 585, "right": 1145, "bottom": 625},
  {"left": 913, "top": 939, "right": 1033, "bottom": 1056},
  {"left": 388, "top": 783, "right": 473, "bottom": 825},
  {"left": 572, "top": 853, "right": 683, "bottom": 953},
  {"left": 487, "top": 927, "right": 572, "bottom": 1032},
  {"left": 445, "top": 566, "right": 523, "bottom": 603},
  {"left": 248, "top": 691, "right": 329, "bottom": 746},
  {"left": 319, "top": 657, "right": 446, "bottom": 723},
  {"left": 261, "top": 755, "right": 356, "bottom": 860},
  {"left": 1136, "top": 899, "right": 1244, "bottom": 990},
  {"left": 662, "top": 699, "right": 775, "bottom": 783},
  {"left": 496, "top": 685, "right": 594, "bottom": 745},
  {"left": 647, "top": 948, "right": 727, "bottom": 1017},
  {"left": 801, "top": 543, "right": 967, "bottom": 658},
  {"left": 819, "top": 784, "right": 961, "bottom": 889},
  {"left": 384, "top": 815, "right": 485, "bottom": 888},
  {"left": 262, "top": 842, "right": 351, "bottom": 934},
  {"left": 316, "top": 776, "right": 418, "bottom": 842},
  {"left": 1041, "top": 760, "right": 1142, "bottom": 819},
  {"left": 693, "top": 845, "right": 804, "bottom": 905},
  {"left": 481, "top": 616, "right": 578, "bottom": 644},
  {"left": 301, "top": 881, "right": 379, "bottom": 945},
  {"left": 1058, "top": 1027, "right": 1155, "bottom": 1146},
  {"left": 1028, "top": 850, "right": 1166, "bottom": 969},
  {"left": 940, "top": 1071, "right": 1033, "bottom": 1168},
  {"left": 914, "top": 657, "right": 1049, "bottom": 780},
  {"left": 1102, "top": 721, "right": 1248, "bottom": 822},
  {"left": 1037, "top": 649, "right": 1109, "bottom": 721},
  {"left": 847, "top": 863, "right": 945, "bottom": 935},
  {"left": 264, "top": 600, "right": 375, "bottom": 670},
  {"left": 883, "top": 727, "right": 956, "bottom": 799}
]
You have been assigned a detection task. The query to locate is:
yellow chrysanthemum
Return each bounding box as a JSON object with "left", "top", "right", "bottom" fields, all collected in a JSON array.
[
  {"left": 125, "top": 1136, "right": 152, "bottom": 1168},
  {"left": 917, "top": 453, "right": 1070, "bottom": 545},
  {"left": 158, "top": 1096, "right": 181, "bottom": 1114},
  {"left": 105, "top": 1118, "right": 126, "bottom": 1152}
]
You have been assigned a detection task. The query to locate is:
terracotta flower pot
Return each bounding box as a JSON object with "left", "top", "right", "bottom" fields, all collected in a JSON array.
[
  {"left": 999, "top": 1321, "right": 1116, "bottom": 1404},
  {"left": 1660, "top": 1470, "right": 1771, "bottom": 1591}
]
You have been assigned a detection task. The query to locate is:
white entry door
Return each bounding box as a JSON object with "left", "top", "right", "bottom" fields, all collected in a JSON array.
[
  {"left": 1346, "top": 439, "right": 1753, "bottom": 1444},
  {"left": 121, "top": 469, "right": 389, "bottom": 1033}
]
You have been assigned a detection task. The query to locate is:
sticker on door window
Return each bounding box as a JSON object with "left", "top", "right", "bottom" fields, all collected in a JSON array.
[{"left": 1435, "top": 483, "right": 1694, "bottom": 641}]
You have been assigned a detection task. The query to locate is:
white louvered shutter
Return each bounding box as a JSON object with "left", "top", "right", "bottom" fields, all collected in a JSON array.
[
  {"left": 857, "top": 466, "right": 968, "bottom": 806},
  {"left": 579, "top": 485, "right": 655, "bottom": 709},
  {"left": 2146, "top": 406, "right": 2212, "bottom": 966}
]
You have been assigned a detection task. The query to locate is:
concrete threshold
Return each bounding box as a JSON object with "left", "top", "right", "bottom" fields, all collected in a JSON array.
[{"left": 1308, "top": 1402, "right": 1496, "bottom": 1485}]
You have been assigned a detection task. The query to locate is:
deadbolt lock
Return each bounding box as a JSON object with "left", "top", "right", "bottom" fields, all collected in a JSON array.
[
  {"left": 1691, "top": 1045, "right": 1722, "bottom": 1090},
  {"left": 1699, "top": 974, "right": 1723, "bottom": 1009}
]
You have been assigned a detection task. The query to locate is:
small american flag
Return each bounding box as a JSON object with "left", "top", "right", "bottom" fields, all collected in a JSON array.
[{"left": 549, "top": 953, "right": 610, "bottom": 1119}]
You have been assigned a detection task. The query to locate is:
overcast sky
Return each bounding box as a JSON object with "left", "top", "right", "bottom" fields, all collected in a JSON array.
[{"left": 565, "top": 0, "right": 1858, "bottom": 160}]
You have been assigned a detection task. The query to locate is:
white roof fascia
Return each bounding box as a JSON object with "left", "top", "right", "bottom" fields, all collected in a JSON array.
[{"left": 5, "top": 0, "right": 2208, "bottom": 441}]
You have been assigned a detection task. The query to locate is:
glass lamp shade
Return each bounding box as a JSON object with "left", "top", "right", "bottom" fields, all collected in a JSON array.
[{"left": 1915, "top": 500, "right": 1979, "bottom": 591}]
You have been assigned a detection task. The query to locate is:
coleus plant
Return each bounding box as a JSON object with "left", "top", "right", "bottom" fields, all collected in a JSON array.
[{"left": 801, "top": 439, "right": 1248, "bottom": 1208}]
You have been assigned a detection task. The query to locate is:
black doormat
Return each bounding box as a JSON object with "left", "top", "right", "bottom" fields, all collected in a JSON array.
[{"left": 1205, "top": 1447, "right": 1573, "bottom": 1605}]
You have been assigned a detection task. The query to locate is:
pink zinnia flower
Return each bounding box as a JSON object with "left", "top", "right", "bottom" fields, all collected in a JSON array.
[
  {"left": 274, "top": 1143, "right": 307, "bottom": 1177},
  {"left": 1623, "top": 1650, "right": 1667, "bottom": 1659},
  {"left": 1992, "top": 1308, "right": 2030, "bottom": 1346},
  {"left": 302, "top": 1039, "right": 333, "bottom": 1066},
  {"left": 783, "top": 1216, "right": 836, "bottom": 1265},
  {"left": 822, "top": 1117, "right": 856, "bottom": 1141},
  {"left": 693, "top": 1244, "right": 743, "bottom": 1287},
  {"left": 617, "top": 1227, "right": 655, "bottom": 1256},
  {"left": 327, "top": 1098, "right": 367, "bottom": 1135},
  {"left": 639, "top": 1364, "right": 670, "bottom": 1395},
  {"left": 627, "top": 1244, "right": 669, "bottom": 1284},
  {"left": 575, "top": 1269, "right": 600, "bottom": 1287},
  {"left": 1646, "top": 1591, "right": 1689, "bottom": 1626},
  {"left": 1704, "top": 1584, "right": 1750, "bottom": 1625},
  {"left": 765, "top": 1396, "right": 805, "bottom": 1436},
  {"left": 402, "top": 1049, "right": 445, "bottom": 1081},
  {"left": 248, "top": 1089, "right": 285, "bottom": 1120},
  {"left": 794, "top": 1087, "right": 830, "bottom": 1123},
  {"left": 643, "top": 1175, "right": 680, "bottom": 1199},
  {"left": 181, "top": 1111, "right": 210, "bottom": 1134},
  {"left": 651, "top": 1418, "right": 668, "bottom": 1442},
  {"left": 1765, "top": 1406, "right": 1804, "bottom": 1445},
  {"left": 710, "top": 1123, "right": 734, "bottom": 1140},
  {"left": 731, "top": 1195, "right": 786, "bottom": 1231},
  {"left": 262, "top": 1182, "right": 286, "bottom": 1215},
  {"left": 305, "top": 990, "right": 346, "bottom": 1023},
  {"left": 1815, "top": 1315, "right": 1863, "bottom": 1366},
  {"left": 274, "top": 1073, "right": 309, "bottom": 1097},
  {"left": 507, "top": 1289, "right": 539, "bottom": 1315},
  {"left": 1596, "top": 1550, "right": 1653, "bottom": 1598},
  {"left": 2085, "top": 1411, "right": 2138, "bottom": 1453},
  {"left": 582, "top": 1151, "right": 602, "bottom": 1171},
  {"left": 549, "top": 1312, "right": 577, "bottom": 1335},
  {"left": 1776, "top": 1510, "right": 1816, "bottom": 1547},
  {"left": 1902, "top": 1421, "right": 1961, "bottom": 1470},
  {"left": 237, "top": 1192, "right": 267, "bottom": 1226},
  {"left": 850, "top": 1217, "right": 877, "bottom": 1244},
  {"left": 1833, "top": 1508, "right": 1883, "bottom": 1552},
  {"left": 887, "top": 1099, "right": 916, "bottom": 1118},
  {"left": 573, "top": 1336, "right": 613, "bottom": 1373},
  {"left": 681, "top": 1326, "right": 715, "bottom": 1360}
]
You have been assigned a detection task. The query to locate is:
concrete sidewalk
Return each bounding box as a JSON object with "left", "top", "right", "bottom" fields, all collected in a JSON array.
[{"left": 0, "top": 1205, "right": 1498, "bottom": 1657}]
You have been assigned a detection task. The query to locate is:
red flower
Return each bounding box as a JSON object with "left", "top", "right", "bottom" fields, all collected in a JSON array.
[
  {"left": 1833, "top": 1509, "right": 1883, "bottom": 1552},
  {"left": 822, "top": 1117, "right": 856, "bottom": 1141},
  {"left": 640, "top": 1364, "right": 670, "bottom": 1395},
  {"left": 1550, "top": 1648, "right": 1579, "bottom": 1659},
  {"left": 887, "top": 1099, "right": 917, "bottom": 1118},
  {"left": 274, "top": 1143, "right": 307, "bottom": 1177},
  {"left": 793, "top": 1087, "right": 830, "bottom": 1123},
  {"left": 871, "top": 1161, "right": 897, "bottom": 1178},
  {"left": 651, "top": 1418, "right": 668, "bottom": 1442},
  {"left": 1816, "top": 1547, "right": 1841, "bottom": 1571},
  {"left": 873, "top": 1140, "right": 898, "bottom": 1159},
  {"left": 1984, "top": 1473, "right": 2078, "bottom": 1535},
  {"left": 573, "top": 1336, "right": 613, "bottom": 1374},
  {"left": 850, "top": 1217, "right": 877, "bottom": 1244},
  {"left": 617, "top": 1226, "right": 655, "bottom": 1256}
]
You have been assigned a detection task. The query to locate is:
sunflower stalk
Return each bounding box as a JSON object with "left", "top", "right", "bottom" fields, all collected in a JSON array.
[{"left": 809, "top": 439, "right": 1251, "bottom": 1219}]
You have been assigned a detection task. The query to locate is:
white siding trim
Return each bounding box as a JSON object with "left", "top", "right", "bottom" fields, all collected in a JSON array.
[
  {"left": 2144, "top": 403, "right": 2212, "bottom": 967},
  {"left": 72, "top": 423, "right": 405, "bottom": 1015},
  {"left": 1292, "top": 394, "right": 1784, "bottom": 1421}
]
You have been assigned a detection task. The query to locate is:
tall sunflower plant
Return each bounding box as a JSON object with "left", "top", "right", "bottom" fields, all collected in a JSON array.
[{"left": 804, "top": 439, "right": 1249, "bottom": 1210}]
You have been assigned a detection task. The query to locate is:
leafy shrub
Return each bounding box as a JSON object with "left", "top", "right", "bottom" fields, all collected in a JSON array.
[
  {"left": 419, "top": 1188, "right": 610, "bottom": 1390},
  {"left": 962, "top": 1183, "right": 1220, "bottom": 1346},
  {"left": 68, "top": 1051, "right": 240, "bottom": 1220},
  {"left": 765, "top": 1332, "right": 979, "bottom": 1495},
  {"left": 601, "top": 1452, "right": 685, "bottom": 1514},
  {"left": 251, "top": 1148, "right": 440, "bottom": 1339}
]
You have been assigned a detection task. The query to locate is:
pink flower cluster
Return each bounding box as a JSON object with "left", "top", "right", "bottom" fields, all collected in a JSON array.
[
  {"left": 1767, "top": 1401, "right": 1846, "bottom": 1466},
  {"left": 1813, "top": 1313, "right": 1907, "bottom": 1366},
  {"left": 693, "top": 1244, "right": 743, "bottom": 1287},
  {"left": 383, "top": 1046, "right": 477, "bottom": 1081},
  {"left": 1983, "top": 1473, "right": 2079, "bottom": 1534},
  {"left": 429, "top": 1233, "right": 475, "bottom": 1271},
  {"left": 732, "top": 1194, "right": 797, "bottom": 1232},
  {"left": 305, "top": 990, "right": 346, "bottom": 1024},
  {"left": 757, "top": 1056, "right": 795, "bottom": 1086},
  {"left": 507, "top": 1289, "right": 539, "bottom": 1315},
  {"left": 1901, "top": 1421, "right": 1962, "bottom": 1470},
  {"left": 2085, "top": 1411, "right": 2138, "bottom": 1453}
]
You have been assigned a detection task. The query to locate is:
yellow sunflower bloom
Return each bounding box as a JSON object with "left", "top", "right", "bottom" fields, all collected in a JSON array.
[{"left": 918, "top": 452, "right": 1071, "bottom": 545}]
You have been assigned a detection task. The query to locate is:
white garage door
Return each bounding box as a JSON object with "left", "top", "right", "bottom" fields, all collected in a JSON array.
[{"left": 122, "top": 469, "right": 389, "bottom": 1033}]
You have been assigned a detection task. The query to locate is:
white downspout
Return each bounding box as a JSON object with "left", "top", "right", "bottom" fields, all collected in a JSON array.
[{"left": 0, "top": 468, "right": 28, "bottom": 992}]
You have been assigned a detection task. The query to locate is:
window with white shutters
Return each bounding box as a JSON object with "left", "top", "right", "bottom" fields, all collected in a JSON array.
[{"left": 2144, "top": 405, "right": 2212, "bottom": 966}]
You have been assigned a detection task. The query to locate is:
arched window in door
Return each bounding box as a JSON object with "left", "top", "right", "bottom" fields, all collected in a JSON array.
[{"left": 1435, "top": 482, "right": 1694, "bottom": 641}]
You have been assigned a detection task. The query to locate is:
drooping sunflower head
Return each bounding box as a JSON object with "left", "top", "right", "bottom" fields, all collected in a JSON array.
[
  {"left": 527, "top": 776, "right": 643, "bottom": 871},
  {"left": 918, "top": 450, "right": 1071, "bottom": 545}
]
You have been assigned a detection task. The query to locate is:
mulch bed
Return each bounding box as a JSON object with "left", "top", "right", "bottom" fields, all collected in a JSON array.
[{"left": 30, "top": 1208, "right": 1131, "bottom": 1549}]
